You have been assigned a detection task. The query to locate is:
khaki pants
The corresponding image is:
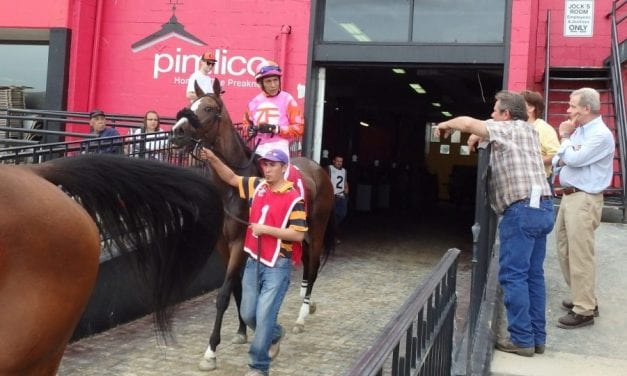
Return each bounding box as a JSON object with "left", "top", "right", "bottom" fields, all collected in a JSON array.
[{"left": 555, "top": 191, "right": 603, "bottom": 316}]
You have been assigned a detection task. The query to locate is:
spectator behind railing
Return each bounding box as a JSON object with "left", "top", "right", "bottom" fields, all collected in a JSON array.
[
  {"left": 85, "top": 109, "right": 123, "bottom": 154},
  {"left": 130, "top": 110, "right": 168, "bottom": 160}
]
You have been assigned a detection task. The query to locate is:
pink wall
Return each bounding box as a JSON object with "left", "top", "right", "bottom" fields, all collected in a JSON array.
[
  {"left": 528, "top": 0, "right": 613, "bottom": 88},
  {"left": 82, "top": 0, "right": 311, "bottom": 131},
  {"left": 3, "top": 0, "right": 619, "bottom": 133},
  {"left": 0, "top": 1, "right": 70, "bottom": 28},
  {"left": 508, "top": 0, "right": 615, "bottom": 91},
  {"left": 1, "top": 0, "right": 311, "bottom": 133},
  {"left": 507, "top": 0, "right": 536, "bottom": 92}
]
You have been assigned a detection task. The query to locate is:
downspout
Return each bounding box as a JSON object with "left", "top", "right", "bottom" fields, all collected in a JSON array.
[
  {"left": 278, "top": 25, "right": 292, "bottom": 89},
  {"left": 87, "top": 0, "right": 104, "bottom": 109}
]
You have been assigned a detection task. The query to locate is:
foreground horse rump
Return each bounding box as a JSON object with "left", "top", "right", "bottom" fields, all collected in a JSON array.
[{"left": 0, "top": 154, "right": 223, "bottom": 375}]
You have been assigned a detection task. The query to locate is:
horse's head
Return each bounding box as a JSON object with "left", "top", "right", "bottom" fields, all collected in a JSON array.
[{"left": 171, "top": 79, "right": 226, "bottom": 151}]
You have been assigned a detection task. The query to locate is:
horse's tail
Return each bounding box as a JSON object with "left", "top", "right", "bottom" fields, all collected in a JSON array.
[
  {"left": 32, "top": 154, "right": 223, "bottom": 336},
  {"left": 320, "top": 208, "right": 336, "bottom": 268}
]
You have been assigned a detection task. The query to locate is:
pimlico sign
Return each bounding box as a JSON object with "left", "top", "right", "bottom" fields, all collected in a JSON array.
[
  {"left": 152, "top": 48, "right": 265, "bottom": 89},
  {"left": 131, "top": 7, "right": 264, "bottom": 90}
]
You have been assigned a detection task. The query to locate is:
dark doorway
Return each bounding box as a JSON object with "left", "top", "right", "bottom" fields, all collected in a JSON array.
[{"left": 321, "top": 65, "right": 502, "bottom": 231}]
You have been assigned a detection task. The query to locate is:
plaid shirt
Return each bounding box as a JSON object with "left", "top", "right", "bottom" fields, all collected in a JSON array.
[{"left": 485, "top": 119, "right": 551, "bottom": 214}]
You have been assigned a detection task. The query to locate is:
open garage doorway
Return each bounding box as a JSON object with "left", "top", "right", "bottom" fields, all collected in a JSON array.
[{"left": 319, "top": 64, "right": 503, "bottom": 240}]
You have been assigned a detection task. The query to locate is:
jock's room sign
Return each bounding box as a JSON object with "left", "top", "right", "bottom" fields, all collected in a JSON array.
[{"left": 564, "top": 0, "right": 594, "bottom": 37}]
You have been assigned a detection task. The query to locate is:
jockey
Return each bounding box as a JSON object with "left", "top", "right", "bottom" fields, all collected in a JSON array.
[{"left": 244, "top": 60, "right": 305, "bottom": 198}]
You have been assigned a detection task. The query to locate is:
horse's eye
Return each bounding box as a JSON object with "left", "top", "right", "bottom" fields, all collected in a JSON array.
[{"left": 204, "top": 107, "right": 213, "bottom": 113}]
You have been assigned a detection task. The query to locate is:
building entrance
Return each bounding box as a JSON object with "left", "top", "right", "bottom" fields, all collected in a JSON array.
[{"left": 318, "top": 64, "right": 502, "bottom": 222}]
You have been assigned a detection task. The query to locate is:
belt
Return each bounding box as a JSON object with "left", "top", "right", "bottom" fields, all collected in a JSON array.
[{"left": 561, "top": 187, "right": 581, "bottom": 195}]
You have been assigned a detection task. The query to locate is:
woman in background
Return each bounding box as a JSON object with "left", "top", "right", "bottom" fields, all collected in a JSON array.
[{"left": 131, "top": 110, "right": 167, "bottom": 159}]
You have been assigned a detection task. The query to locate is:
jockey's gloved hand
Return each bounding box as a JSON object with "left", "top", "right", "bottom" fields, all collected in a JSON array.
[
  {"left": 247, "top": 125, "right": 259, "bottom": 137},
  {"left": 258, "top": 124, "right": 277, "bottom": 134}
]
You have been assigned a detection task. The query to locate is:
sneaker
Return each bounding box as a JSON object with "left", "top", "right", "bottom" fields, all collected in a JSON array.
[
  {"left": 495, "top": 340, "right": 534, "bottom": 357},
  {"left": 269, "top": 327, "right": 285, "bottom": 360},
  {"left": 535, "top": 344, "right": 546, "bottom": 354},
  {"left": 561, "top": 299, "right": 599, "bottom": 317},
  {"left": 557, "top": 310, "right": 594, "bottom": 329}
]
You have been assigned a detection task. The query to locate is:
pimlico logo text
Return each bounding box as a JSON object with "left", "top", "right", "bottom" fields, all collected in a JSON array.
[
  {"left": 154, "top": 48, "right": 265, "bottom": 88},
  {"left": 130, "top": 4, "right": 263, "bottom": 88}
]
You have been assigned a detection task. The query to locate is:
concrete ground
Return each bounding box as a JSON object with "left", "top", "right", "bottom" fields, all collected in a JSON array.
[
  {"left": 491, "top": 208, "right": 627, "bottom": 376},
  {"left": 58, "top": 208, "right": 474, "bottom": 376}
]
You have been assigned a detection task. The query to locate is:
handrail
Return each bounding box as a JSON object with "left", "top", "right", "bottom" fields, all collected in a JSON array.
[
  {"left": 0, "top": 107, "right": 177, "bottom": 124},
  {"left": 345, "top": 248, "right": 460, "bottom": 375},
  {"left": 543, "top": 9, "right": 551, "bottom": 121},
  {"left": 609, "top": 0, "right": 627, "bottom": 218}
]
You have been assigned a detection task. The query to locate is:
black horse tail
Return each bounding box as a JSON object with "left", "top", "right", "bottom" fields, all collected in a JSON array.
[
  {"left": 32, "top": 154, "right": 223, "bottom": 337},
  {"left": 320, "top": 205, "right": 336, "bottom": 269}
]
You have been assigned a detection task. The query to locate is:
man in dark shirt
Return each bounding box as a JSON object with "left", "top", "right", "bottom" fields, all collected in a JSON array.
[{"left": 88, "top": 109, "right": 122, "bottom": 154}]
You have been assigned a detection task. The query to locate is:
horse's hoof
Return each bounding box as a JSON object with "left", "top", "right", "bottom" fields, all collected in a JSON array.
[
  {"left": 309, "top": 302, "right": 317, "bottom": 314},
  {"left": 292, "top": 324, "right": 305, "bottom": 334},
  {"left": 198, "top": 357, "right": 217, "bottom": 371},
  {"left": 231, "top": 333, "right": 247, "bottom": 344}
]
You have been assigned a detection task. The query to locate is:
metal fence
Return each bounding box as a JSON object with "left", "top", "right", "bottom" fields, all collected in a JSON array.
[{"left": 456, "top": 145, "right": 498, "bottom": 375}]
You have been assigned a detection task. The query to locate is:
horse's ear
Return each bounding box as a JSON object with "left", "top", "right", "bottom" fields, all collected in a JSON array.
[
  {"left": 213, "top": 78, "right": 222, "bottom": 98},
  {"left": 194, "top": 80, "right": 205, "bottom": 99}
]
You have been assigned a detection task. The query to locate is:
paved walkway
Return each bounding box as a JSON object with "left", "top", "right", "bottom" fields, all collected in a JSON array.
[
  {"left": 491, "top": 216, "right": 627, "bottom": 376},
  {"left": 58, "top": 212, "right": 473, "bottom": 376}
]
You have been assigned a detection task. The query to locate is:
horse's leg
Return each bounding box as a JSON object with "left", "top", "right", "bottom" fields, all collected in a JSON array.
[
  {"left": 294, "top": 234, "right": 323, "bottom": 333},
  {"left": 231, "top": 263, "right": 248, "bottom": 342},
  {"left": 200, "top": 239, "right": 247, "bottom": 371}
]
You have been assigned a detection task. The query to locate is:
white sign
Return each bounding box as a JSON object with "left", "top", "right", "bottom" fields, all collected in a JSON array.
[{"left": 564, "top": 0, "right": 594, "bottom": 37}]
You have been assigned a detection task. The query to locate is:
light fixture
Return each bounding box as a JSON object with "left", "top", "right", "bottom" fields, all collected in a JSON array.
[
  {"left": 339, "top": 23, "right": 372, "bottom": 42},
  {"left": 359, "top": 121, "right": 370, "bottom": 127},
  {"left": 431, "top": 102, "right": 441, "bottom": 107},
  {"left": 409, "top": 83, "right": 426, "bottom": 94},
  {"left": 441, "top": 111, "right": 452, "bottom": 117},
  {"left": 392, "top": 68, "right": 406, "bottom": 74}
]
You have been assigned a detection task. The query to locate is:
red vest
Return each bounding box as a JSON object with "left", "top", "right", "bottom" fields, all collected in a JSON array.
[
  {"left": 285, "top": 164, "right": 305, "bottom": 264},
  {"left": 243, "top": 183, "right": 302, "bottom": 267}
]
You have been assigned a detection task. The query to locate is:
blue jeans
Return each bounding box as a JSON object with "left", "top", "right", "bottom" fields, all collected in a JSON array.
[
  {"left": 241, "top": 256, "right": 291, "bottom": 373},
  {"left": 334, "top": 196, "right": 347, "bottom": 224},
  {"left": 498, "top": 198, "right": 554, "bottom": 347}
]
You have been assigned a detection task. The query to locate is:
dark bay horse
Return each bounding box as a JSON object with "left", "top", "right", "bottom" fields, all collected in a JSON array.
[
  {"left": 171, "top": 79, "right": 335, "bottom": 371},
  {"left": 0, "top": 154, "right": 223, "bottom": 375}
]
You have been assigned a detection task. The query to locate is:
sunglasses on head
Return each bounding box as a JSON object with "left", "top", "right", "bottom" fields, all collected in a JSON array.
[{"left": 259, "top": 65, "right": 281, "bottom": 75}]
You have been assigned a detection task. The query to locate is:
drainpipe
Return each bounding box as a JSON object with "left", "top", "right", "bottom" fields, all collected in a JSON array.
[
  {"left": 278, "top": 25, "right": 292, "bottom": 90},
  {"left": 87, "top": 0, "right": 104, "bottom": 110}
]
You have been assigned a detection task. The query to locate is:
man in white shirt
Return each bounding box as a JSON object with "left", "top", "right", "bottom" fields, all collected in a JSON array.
[
  {"left": 186, "top": 51, "right": 216, "bottom": 102},
  {"left": 328, "top": 155, "right": 349, "bottom": 226},
  {"left": 552, "top": 87, "right": 614, "bottom": 329}
]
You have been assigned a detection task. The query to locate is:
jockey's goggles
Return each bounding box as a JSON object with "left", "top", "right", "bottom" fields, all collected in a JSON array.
[{"left": 259, "top": 65, "right": 281, "bottom": 75}]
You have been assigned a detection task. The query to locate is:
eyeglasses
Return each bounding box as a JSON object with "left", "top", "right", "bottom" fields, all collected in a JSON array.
[
  {"left": 258, "top": 65, "right": 281, "bottom": 75},
  {"left": 203, "top": 60, "right": 215, "bottom": 66}
]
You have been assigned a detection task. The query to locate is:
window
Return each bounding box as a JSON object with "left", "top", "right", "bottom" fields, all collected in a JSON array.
[
  {"left": 412, "top": 0, "right": 505, "bottom": 43},
  {"left": 0, "top": 43, "right": 49, "bottom": 108},
  {"left": 323, "top": 0, "right": 411, "bottom": 42},
  {"left": 322, "top": 0, "right": 505, "bottom": 44}
]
